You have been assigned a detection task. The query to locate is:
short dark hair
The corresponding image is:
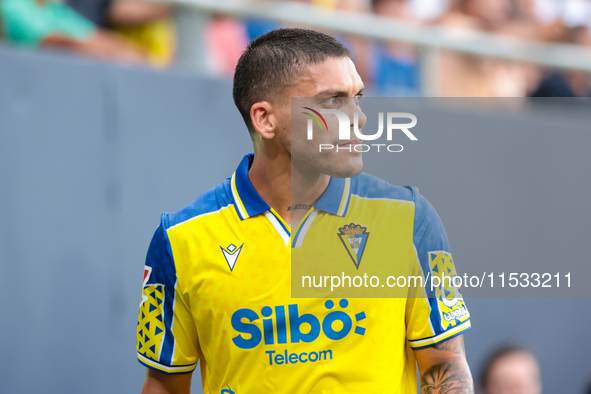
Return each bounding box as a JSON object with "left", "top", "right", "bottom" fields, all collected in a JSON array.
[{"left": 232, "top": 28, "right": 352, "bottom": 133}]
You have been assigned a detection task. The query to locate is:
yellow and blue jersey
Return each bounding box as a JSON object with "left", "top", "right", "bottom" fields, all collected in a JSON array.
[{"left": 137, "top": 153, "right": 471, "bottom": 393}]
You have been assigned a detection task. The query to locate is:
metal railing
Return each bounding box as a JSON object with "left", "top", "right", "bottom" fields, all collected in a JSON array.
[{"left": 163, "top": 0, "right": 591, "bottom": 94}]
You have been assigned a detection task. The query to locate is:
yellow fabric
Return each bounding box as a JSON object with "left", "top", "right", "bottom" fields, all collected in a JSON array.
[
  {"left": 136, "top": 154, "right": 471, "bottom": 392},
  {"left": 114, "top": 17, "right": 176, "bottom": 67}
]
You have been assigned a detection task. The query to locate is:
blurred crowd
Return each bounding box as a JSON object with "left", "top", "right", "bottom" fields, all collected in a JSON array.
[
  {"left": 1, "top": 0, "right": 591, "bottom": 96},
  {"left": 0, "top": 0, "right": 176, "bottom": 66}
]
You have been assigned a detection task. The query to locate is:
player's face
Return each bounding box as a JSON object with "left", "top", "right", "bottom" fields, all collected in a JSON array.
[
  {"left": 279, "top": 56, "right": 367, "bottom": 178},
  {"left": 484, "top": 353, "right": 542, "bottom": 394}
]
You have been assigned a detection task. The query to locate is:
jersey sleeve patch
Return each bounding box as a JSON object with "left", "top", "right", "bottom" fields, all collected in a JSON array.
[
  {"left": 408, "top": 189, "right": 472, "bottom": 349},
  {"left": 137, "top": 219, "right": 200, "bottom": 374},
  {"left": 137, "top": 284, "right": 166, "bottom": 360},
  {"left": 136, "top": 279, "right": 197, "bottom": 374},
  {"left": 429, "top": 251, "right": 470, "bottom": 331},
  {"left": 408, "top": 251, "right": 471, "bottom": 349}
]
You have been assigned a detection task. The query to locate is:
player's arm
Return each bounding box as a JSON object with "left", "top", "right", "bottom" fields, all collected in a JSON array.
[
  {"left": 413, "top": 335, "right": 474, "bottom": 394},
  {"left": 41, "top": 30, "right": 148, "bottom": 64},
  {"left": 108, "top": 0, "right": 174, "bottom": 25},
  {"left": 137, "top": 218, "right": 200, "bottom": 392},
  {"left": 141, "top": 369, "right": 192, "bottom": 394}
]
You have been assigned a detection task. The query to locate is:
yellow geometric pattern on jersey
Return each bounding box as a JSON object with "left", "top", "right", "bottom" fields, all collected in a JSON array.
[
  {"left": 429, "top": 252, "right": 470, "bottom": 331},
  {"left": 137, "top": 285, "right": 165, "bottom": 360}
]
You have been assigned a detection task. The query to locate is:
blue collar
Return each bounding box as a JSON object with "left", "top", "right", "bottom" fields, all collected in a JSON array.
[
  {"left": 231, "top": 154, "right": 351, "bottom": 220},
  {"left": 314, "top": 176, "right": 351, "bottom": 217},
  {"left": 231, "top": 154, "right": 270, "bottom": 220}
]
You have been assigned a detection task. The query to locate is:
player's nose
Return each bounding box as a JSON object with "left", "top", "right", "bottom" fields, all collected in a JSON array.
[
  {"left": 347, "top": 108, "right": 366, "bottom": 132},
  {"left": 353, "top": 107, "right": 367, "bottom": 130},
  {"left": 341, "top": 97, "right": 367, "bottom": 130}
]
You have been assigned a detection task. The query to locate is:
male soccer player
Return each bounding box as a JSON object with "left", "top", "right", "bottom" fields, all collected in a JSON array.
[{"left": 137, "top": 28, "right": 473, "bottom": 393}]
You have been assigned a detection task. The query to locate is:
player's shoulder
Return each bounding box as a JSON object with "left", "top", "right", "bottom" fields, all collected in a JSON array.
[
  {"left": 350, "top": 172, "right": 415, "bottom": 203},
  {"left": 350, "top": 172, "right": 438, "bottom": 217},
  {"left": 160, "top": 177, "right": 234, "bottom": 231}
]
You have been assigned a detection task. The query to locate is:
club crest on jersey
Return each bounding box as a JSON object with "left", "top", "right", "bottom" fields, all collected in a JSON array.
[
  {"left": 220, "top": 243, "right": 244, "bottom": 272},
  {"left": 337, "top": 223, "right": 370, "bottom": 269}
]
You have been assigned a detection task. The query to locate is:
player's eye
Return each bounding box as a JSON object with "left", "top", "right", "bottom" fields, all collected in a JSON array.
[{"left": 322, "top": 96, "right": 361, "bottom": 106}]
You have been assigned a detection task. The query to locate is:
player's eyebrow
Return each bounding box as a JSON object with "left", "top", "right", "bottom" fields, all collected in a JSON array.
[
  {"left": 315, "top": 89, "right": 348, "bottom": 97},
  {"left": 315, "top": 87, "right": 365, "bottom": 97}
]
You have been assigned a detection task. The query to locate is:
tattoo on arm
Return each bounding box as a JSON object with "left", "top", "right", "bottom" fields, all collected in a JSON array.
[
  {"left": 420, "top": 362, "right": 474, "bottom": 394},
  {"left": 431, "top": 339, "right": 465, "bottom": 355}
]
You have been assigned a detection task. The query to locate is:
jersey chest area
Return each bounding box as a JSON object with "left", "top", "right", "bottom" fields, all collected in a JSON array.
[
  {"left": 169, "top": 198, "right": 417, "bottom": 301},
  {"left": 292, "top": 198, "right": 417, "bottom": 298},
  {"left": 166, "top": 206, "right": 418, "bottom": 390}
]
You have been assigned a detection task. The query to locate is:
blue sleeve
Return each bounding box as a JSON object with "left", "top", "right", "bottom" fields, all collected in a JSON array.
[
  {"left": 137, "top": 214, "right": 197, "bottom": 374},
  {"left": 407, "top": 187, "right": 471, "bottom": 349}
]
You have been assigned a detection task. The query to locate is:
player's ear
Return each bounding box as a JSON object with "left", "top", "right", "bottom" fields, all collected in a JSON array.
[{"left": 250, "top": 101, "right": 276, "bottom": 140}]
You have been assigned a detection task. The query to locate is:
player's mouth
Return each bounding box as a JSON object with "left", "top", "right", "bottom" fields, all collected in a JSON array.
[{"left": 338, "top": 139, "right": 363, "bottom": 148}]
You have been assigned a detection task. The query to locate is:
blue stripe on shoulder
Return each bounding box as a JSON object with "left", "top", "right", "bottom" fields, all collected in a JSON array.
[
  {"left": 162, "top": 178, "right": 234, "bottom": 230},
  {"left": 146, "top": 178, "right": 232, "bottom": 364},
  {"left": 411, "top": 186, "right": 453, "bottom": 335},
  {"left": 349, "top": 172, "right": 414, "bottom": 202},
  {"left": 149, "top": 220, "right": 176, "bottom": 365}
]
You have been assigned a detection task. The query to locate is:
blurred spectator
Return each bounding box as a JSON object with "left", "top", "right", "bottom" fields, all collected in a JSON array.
[
  {"left": 0, "top": 0, "right": 148, "bottom": 64},
  {"left": 243, "top": 18, "right": 281, "bottom": 42},
  {"left": 409, "top": 0, "right": 447, "bottom": 21},
  {"left": 370, "top": 0, "right": 421, "bottom": 96},
  {"left": 66, "top": 0, "right": 112, "bottom": 28},
  {"left": 446, "top": 0, "right": 513, "bottom": 31},
  {"left": 205, "top": 17, "right": 249, "bottom": 77},
  {"left": 67, "top": 0, "right": 177, "bottom": 67},
  {"left": 332, "top": 0, "right": 373, "bottom": 85},
  {"left": 429, "top": 0, "right": 491, "bottom": 96},
  {"left": 434, "top": 0, "right": 542, "bottom": 96},
  {"left": 531, "top": 25, "right": 591, "bottom": 97},
  {"left": 200, "top": 0, "right": 287, "bottom": 77},
  {"left": 534, "top": 0, "right": 591, "bottom": 28},
  {"left": 531, "top": 70, "right": 591, "bottom": 97},
  {"left": 8, "top": 0, "right": 585, "bottom": 94},
  {"left": 479, "top": 345, "right": 542, "bottom": 394}
]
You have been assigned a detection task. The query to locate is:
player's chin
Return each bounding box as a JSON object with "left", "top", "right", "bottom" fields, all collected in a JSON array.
[{"left": 325, "top": 154, "right": 363, "bottom": 178}]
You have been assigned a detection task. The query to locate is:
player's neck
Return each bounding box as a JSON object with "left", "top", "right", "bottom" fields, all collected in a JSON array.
[
  {"left": 248, "top": 153, "right": 330, "bottom": 229},
  {"left": 289, "top": 163, "right": 330, "bottom": 230},
  {"left": 248, "top": 152, "right": 291, "bottom": 225}
]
